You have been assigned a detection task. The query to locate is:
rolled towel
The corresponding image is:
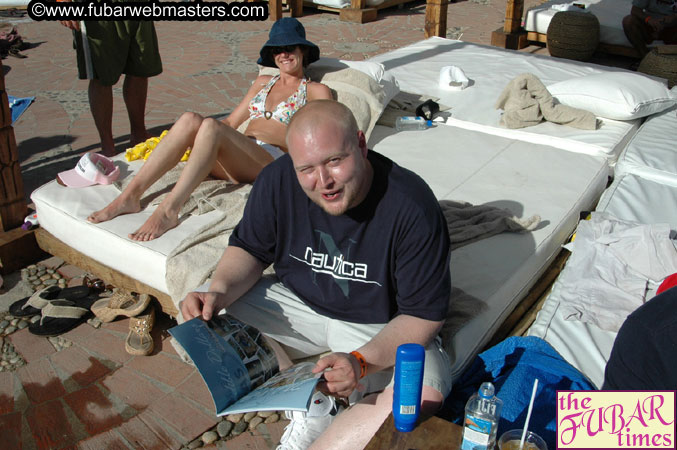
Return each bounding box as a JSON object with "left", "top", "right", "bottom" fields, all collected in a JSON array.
[{"left": 439, "top": 66, "right": 470, "bottom": 91}]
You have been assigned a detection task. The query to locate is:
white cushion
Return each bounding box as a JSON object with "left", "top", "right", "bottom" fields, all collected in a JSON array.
[
  {"left": 547, "top": 72, "right": 676, "bottom": 120},
  {"left": 313, "top": 58, "right": 399, "bottom": 105}
]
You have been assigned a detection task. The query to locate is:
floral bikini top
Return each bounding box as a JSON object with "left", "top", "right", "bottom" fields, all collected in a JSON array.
[{"left": 248, "top": 75, "right": 308, "bottom": 125}]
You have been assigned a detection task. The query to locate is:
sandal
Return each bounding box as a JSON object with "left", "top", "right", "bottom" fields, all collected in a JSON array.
[
  {"left": 28, "top": 294, "right": 99, "bottom": 336},
  {"left": 9, "top": 285, "right": 91, "bottom": 317},
  {"left": 91, "top": 291, "right": 151, "bottom": 323},
  {"left": 125, "top": 305, "right": 155, "bottom": 356}
]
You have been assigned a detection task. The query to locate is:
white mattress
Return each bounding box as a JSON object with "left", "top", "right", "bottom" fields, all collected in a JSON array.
[
  {"left": 369, "top": 123, "right": 608, "bottom": 379},
  {"left": 31, "top": 158, "right": 224, "bottom": 294},
  {"left": 525, "top": 0, "right": 633, "bottom": 48},
  {"left": 32, "top": 122, "right": 609, "bottom": 383},
  {"left": 614, "top": 105, "right": 677, "bottom": 186},
  {"left": 529, "top": 172, "right": 677, "bottom": 388},
  {"left": 368, "top": 37, "right": 640, "bottom": 164}
]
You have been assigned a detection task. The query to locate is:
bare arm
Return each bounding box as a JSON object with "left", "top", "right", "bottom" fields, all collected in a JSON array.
[
  {"left": 307, "top": 82, "right": 333, "bottom": 101},
  {"left": 221, "top": 75, "right": 272, "bottom": 129},
  {"left": 314, "top": 315, "right": 444, "bottom": 398},
  {"left": 180, "top": 246, "right": 267, "bottom": 321}
]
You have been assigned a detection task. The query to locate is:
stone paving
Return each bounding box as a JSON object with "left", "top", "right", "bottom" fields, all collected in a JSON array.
[{"left": 0, "top": 1, "right": 635, "bottom": 448}]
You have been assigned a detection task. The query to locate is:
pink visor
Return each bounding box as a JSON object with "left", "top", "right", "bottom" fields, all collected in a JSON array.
[{"left": 57, "top": 153, "right": 120, "bottom": 188}]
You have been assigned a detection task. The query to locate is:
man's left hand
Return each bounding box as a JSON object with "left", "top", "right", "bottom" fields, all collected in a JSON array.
[{"left": 313, "top": 352, "right": 365, "bottom": 399}]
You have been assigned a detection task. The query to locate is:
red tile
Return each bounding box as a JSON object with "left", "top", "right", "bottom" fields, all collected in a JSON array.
[
  {"left": 174, "top": 372, "right": 215, "bottom": 411},
  {"left": 39, "top": 256, "right": 64, "bottom": 270},
  {"left": 79, "top": 329, "right": 132, "bottom": 365},
  {"left": 148, "top": 394, "right": 217, "bottom": 442},
  {"left": 61, "top": 322, "right": 97, "bottom": 345},
  {"left": 0, "top": 412, "right": 22, "bottom": 449},
  {"left": 50, "top": 346, "right": 111, "bottom": 387},
  {"left": 126, "top": 352, "right": 194, "bottom": 388},
  {"left": 17, "top": 359, "right": 66, "bottom": 404},
  {"left": 100, "top": 317, "right": 132, "bottom": 335},
  {"left": 9, "top": 329, "right": 56, "bottom": 363},
  {"left": 25, "top": 400, "right": 78, "bottom": 449},
  {"left": 117, "top": 411, "right": 183, "bottom": 450},
  {"left": 63, "top": 384, "right": 124, "bottom": 435},
  {"left": 77, "top": 430, "right": 131, "bottom": 450},
  {"left": 57, "top": 264, "right": 87, "bottom": 280},
  {"left": 0, "top": 372, "right": 15, "bottom": 414},
  {"left": 101, "top": 366, "right": 166, "bottom": 410}
]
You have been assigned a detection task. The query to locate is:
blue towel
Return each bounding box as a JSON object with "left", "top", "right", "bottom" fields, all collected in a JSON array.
[
  {"left": 8, "top": 95, "right": 35, "bottom": 124},
  {"left": 439, "top": 336, "right": 595, "bottom": 449}
]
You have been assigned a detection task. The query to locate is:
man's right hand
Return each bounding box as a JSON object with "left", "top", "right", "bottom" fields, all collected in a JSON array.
[{"left": 180, "top": 291, "right": 226, "bottom": 321}]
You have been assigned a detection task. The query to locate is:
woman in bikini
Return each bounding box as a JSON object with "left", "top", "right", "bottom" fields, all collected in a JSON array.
[{"left": 86, "top": 18, "right": 332, "bottom": 241}]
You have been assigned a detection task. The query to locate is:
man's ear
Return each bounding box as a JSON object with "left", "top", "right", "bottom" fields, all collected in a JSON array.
[{"left": 357, "top": 130, "right": 367, "bottom": 157}]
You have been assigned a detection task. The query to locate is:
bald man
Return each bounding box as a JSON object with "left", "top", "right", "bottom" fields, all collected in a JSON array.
[{"left": 181, "top": 100, "right": 452, "bottom": 450}]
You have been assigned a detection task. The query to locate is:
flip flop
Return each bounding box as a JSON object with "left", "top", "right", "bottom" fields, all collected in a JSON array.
[
  {"left": 91, "top": 291, "right": 151, "bottom": 323},
  {"left": 9, "top": 285, "right": 90, "bottom": 317},
  {"left": 125, "top": 305, "right": 155, "bottom": 356},
  {"left": 28, "top": 293, "right": 100, "bottom": 337}
]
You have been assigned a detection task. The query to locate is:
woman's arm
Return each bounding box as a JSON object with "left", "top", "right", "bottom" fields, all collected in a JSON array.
[
  {"left": 221, "top": 75, "right": 273, "bottom": 129},
  {"left": 307, "top": 82, "right": 333, "bottom": 101}
]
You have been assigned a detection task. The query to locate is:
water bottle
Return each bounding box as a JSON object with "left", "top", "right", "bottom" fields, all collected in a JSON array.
[
  {"left": 461, "top": 382, "right": 503, "bottom": 450},
  {"left": 392, "top": 343, "right": 425, "bottom": 432},
  {"left": 395, "top": 116, "right": 433, "bottom": 131}
]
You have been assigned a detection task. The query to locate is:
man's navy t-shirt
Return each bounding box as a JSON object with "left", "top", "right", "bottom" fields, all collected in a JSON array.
[{"left": 229, "top": 150, "right": 451, "bottom": 324}]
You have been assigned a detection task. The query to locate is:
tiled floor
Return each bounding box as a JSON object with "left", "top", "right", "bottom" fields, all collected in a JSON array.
[{"left": 2, "top": 1, "right": 636, "bottom": 448}]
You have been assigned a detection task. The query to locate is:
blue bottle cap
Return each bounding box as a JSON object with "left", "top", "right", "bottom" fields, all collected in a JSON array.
[{"left": 426, "top": 120, "right": 433, "bottom": 127}]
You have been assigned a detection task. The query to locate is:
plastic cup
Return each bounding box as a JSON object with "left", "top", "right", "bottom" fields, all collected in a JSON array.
[{"left": 498, "top": 429, "right": 548, "bottom": 450}]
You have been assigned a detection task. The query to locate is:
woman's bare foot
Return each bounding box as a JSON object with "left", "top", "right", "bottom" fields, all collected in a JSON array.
[
  {"left": 128, "top": 207, "right": 179, "bottom": 241},
  {"left": 88, "top": 195, "right": 141, "bottom": 224}
]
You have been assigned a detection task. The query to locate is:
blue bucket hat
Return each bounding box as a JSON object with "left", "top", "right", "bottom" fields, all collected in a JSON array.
[{"left": 257, "top": 18, "right": 320, "bottom": 68}]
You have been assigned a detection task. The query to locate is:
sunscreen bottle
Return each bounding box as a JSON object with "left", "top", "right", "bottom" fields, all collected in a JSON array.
[{"left": 392, "top": 343, "right": 425, "bottom": 432}]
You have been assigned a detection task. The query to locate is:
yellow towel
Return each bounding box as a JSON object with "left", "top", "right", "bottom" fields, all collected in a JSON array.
[{"left": 125, "top": 130, "right": 192, "bottom": 162}]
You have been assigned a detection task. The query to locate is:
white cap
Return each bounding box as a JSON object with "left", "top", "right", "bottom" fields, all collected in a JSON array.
[{"left": 57, "top": 153, "right": 120, "bottom": 188}]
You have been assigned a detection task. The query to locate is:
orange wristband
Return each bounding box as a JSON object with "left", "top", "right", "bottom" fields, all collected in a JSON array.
[
  {"left": 646, "top": 16, "right": 651, "bottom": 24},
  {"left": 350, "top": 351, "right": 367, "bottom": 379}
]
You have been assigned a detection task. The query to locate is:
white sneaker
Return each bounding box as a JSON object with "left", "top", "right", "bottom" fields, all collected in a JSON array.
[{"left": 276, "top": 392, "right": 342, "bottom": 450}]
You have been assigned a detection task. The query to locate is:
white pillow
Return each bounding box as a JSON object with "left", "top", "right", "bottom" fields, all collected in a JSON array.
[
  {"left": 312, "top": 58, "right": 400, "bottom": 106},
  {"left": 547, "top": 72, "right": 677, "bottom": 120}
]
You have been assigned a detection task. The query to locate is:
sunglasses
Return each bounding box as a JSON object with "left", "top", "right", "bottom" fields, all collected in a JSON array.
[{"left": 270, "top": 45, "right": 298, "bottom": 55}]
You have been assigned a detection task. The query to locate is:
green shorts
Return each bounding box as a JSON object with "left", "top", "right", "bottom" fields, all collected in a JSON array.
[{"left": 74, "top": 20, "right": 162, "bottom": 86}]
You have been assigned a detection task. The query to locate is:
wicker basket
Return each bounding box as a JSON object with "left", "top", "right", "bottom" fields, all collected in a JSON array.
[
  {"left": 547, "top": 11, "right": 600, "bottom": 61},
  {"left": 638, "top": 48, "right": 677, "bottom": 88}
]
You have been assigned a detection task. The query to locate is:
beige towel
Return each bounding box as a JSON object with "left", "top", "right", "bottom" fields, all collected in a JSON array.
[
  {"left": 495, "top": 73, "right": 598, "bottom": 130},
  {"left": 440, "top": 200, "right": 541, "bottom": 250}
]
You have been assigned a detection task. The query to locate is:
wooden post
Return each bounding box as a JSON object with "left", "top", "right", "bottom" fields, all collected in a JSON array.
[
  {"left": 289, "top": 0, "right": 303, "bottom": 17},
  {"left": 0, "top": 59, "right": 46, "bottom": 274},
  {"left": 503, "top": 0, "right": 524, "bottom": 34},
  {"left": 0, "top": 59, "right": 27, "bottom": 232},
  {"left": 425, "top": 0, "right": 448, "bottom": 38},
  {"left": 491, "top": 0, "right": 527, "bottom": 49},
  {"left": 268, "top": 0, "right": 282, "bottom": 21}
]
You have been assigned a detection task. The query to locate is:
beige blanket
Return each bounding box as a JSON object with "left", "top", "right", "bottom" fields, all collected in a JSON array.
[{"left": 495, "top": 73, "right": 598, "bottom": 130}]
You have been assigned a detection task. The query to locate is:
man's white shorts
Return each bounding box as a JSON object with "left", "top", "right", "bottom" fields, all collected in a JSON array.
[{"left": 222, "top": 275, "right": 453, "bottom": 400}]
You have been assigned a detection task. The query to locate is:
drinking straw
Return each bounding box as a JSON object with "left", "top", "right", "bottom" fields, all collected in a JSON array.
[{"left": 520, "top": 378, "right": 539, "bottom": 450}]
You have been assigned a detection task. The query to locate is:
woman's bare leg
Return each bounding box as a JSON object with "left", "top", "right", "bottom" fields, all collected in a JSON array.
[
  {"left": 87, "top": 111, "right": 205, "bottom": 224},
  {"left": 129, "top": 118, "right": 274, "bottom": 241}
]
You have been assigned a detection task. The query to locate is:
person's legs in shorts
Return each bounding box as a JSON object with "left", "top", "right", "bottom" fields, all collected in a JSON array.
[
  {"left": 223, "top": 277, "right": 452, "bottom": 449},
  {"left": 622, "top": 14, "right": 654, "bottom": 58}
]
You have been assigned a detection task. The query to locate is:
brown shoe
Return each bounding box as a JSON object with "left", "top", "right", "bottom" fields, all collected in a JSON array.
[
  {"left": 91, "top": 290, "right": 151, "bottom": 323},
  {"left": 125, "top": 305, "right": 155, "bottom": 356}
]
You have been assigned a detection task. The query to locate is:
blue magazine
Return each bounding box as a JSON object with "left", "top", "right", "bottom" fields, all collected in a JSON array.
[{"left": 169, "top": 317, "right": 321, "bottom": 416}]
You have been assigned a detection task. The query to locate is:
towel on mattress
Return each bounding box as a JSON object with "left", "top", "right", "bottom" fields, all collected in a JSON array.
[
  {"left": 496, "top": 73, "right": 598, "bottom": 130},
  {"left": 440, "top": 336, "right": 596, "bottom": 450},
  {"left": 440, "top": 200, "right": 541, "bottom": 250}
]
